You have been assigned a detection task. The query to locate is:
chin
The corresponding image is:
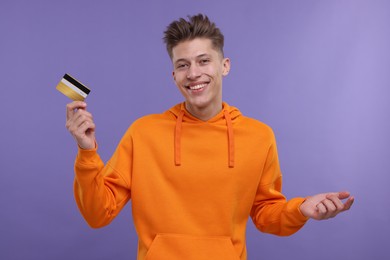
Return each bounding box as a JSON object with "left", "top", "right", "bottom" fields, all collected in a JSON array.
[{"left": 186, "top": 98, "right": 214, "bottom": 109}]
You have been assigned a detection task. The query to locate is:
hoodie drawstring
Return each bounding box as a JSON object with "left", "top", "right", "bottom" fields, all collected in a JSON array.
[
  {"left": 174, "top": 110, "right": 185, "bottom": 166},
  {"left": 174, "top": 108, "right": 235, "bottom": 168},
  {"left": 224, "top": 110, "right": 235, "bottom": 168}
]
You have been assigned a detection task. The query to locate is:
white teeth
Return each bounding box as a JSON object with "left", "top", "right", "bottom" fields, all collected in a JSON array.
[{"left": 189, "top": 84, "right": 206, "bottom": 90}]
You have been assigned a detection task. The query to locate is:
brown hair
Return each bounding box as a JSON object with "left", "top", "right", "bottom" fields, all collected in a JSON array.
[{"left": 163, "top": 14, "right": 225, "bottom": 59}]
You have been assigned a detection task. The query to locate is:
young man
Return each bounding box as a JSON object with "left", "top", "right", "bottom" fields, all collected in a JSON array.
[{"left": 66, "top": 14, "right": 354, "bottom": 259}]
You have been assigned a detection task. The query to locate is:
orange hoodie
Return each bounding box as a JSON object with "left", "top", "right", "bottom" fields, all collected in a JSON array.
[{"left": 74, "top": 102, "right": 308, "bottom": 260}]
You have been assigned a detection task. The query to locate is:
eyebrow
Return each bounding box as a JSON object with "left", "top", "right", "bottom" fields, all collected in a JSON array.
[{"left": 174, "top": 53, "right": 211, "bottom": 65}]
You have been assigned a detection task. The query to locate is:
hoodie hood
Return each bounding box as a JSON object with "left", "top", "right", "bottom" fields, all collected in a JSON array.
[{"left": 169, "top": 102, "right": 241, "bottom": 168}]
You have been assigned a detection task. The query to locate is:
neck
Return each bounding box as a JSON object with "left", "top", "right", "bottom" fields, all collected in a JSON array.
[{"left": 185, "top": 102, "right": 223, "bottom": 121}]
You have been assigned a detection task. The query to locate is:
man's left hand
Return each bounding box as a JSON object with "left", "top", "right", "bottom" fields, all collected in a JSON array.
[{"left": 300, "top": 191, "right": 354, "bottom": 220}]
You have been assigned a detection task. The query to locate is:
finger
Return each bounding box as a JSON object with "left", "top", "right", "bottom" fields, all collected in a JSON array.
[
  {"left": 72, "top": 114, "right": 94, "bottom": 134},
  {"left": 326, "top": 194, "right": 345, "bottom": 211},
  {"left": 336, "top": 191, "right": 351, "bottom": 200},
  {"left": 66, "top": 110, "right": 93, "bottom": 132},
  {"left": 66, "top": 101, "right": 86, "bottom": 122},
  {"left": 325, "top": 195, "right": 354, "bottom": 218},
  {"left": 77, "top": 120, "right": 96, "bottom": 136},
  {"left": 66, "top": 101, "right": 87, "bottom": 121},
  {"left": 343, "top": 196, "right": 354, "bottom": 211},
  {"left": 322, "top": 199, "right": 340, "bottom": 219},
  {"left": 316, "top": 202, "right": 327, "bottom": 216},
  {"left": 322, "top": 199, "right": 337, "bottom": 212},
  {"left": 74, "top": 109, "right": 93, "bottom": 122},
  {"left": 69, "top": 109, "right": 93, "bottom": 126}
]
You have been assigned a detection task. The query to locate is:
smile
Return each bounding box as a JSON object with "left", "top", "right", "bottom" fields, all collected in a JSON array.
[{"left": 186, "top": 83, "right": 208, "bottom": 91}]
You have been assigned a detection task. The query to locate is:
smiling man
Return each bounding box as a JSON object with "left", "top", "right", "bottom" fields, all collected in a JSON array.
[
  {"left": 65, "top": 14, "right": 354, "bottom": 259},
  {"left": 171, "top": 37, "right": 230, "bottom": 121}
]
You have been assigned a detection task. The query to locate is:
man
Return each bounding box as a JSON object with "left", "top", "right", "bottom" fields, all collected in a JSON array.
[{"left": 66, "top": 14, "right": 354, "bottom": 259}]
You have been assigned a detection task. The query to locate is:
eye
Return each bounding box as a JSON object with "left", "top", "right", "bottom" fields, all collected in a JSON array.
[
  {"left": 200, "top": 59, "right": 210, "bottom": 65},
  {"left": 176, "top": 63, "right": 188, "bottom": 69}
]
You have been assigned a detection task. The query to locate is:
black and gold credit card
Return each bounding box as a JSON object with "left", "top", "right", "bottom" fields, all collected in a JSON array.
[{"left": 56, "top": 73, "right": 91, "bottom": 101}]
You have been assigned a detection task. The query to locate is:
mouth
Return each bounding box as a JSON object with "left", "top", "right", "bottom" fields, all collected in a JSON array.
[{"left": 185, "top": 83, "right": 208, "bottom": 92}]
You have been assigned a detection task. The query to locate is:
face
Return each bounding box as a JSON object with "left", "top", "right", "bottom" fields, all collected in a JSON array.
[{"left": 172, "top": 38, "right": 230, "bottom": 116}]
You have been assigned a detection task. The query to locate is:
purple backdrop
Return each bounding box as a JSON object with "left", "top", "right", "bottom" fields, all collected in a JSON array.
[{"left": 1, "top": 0, "right": 389, "bottom": 259}]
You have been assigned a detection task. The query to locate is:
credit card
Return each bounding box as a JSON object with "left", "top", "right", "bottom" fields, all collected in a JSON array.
[{"left": 56, "top": 73, "right": 91, "bottom": 101}]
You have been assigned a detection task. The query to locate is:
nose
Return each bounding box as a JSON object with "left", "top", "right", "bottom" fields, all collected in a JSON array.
[{"left": 186, "top": 64, "right": 201, "bottom": 80}]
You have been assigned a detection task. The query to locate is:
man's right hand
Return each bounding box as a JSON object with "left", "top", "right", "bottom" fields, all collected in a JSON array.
[{"left": 66, "top": 101, "right": 96, "bottom": 150}]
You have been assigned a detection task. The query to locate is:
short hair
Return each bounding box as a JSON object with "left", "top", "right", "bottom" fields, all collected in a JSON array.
[{"left": 163, "top": 14, "right": 225, "bottom": 59}]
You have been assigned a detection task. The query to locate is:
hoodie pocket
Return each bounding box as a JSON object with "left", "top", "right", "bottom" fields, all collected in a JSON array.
[{"left": 144, "top": 233, "right": 240, "bottom": 260}]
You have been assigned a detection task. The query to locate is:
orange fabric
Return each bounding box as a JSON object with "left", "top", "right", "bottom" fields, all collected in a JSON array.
[
  {"left": 73, "top": 102, "right": 308, "bottom": 260},
  {"left": 174, "top": 110, "right": 185, "bottom": 166}
]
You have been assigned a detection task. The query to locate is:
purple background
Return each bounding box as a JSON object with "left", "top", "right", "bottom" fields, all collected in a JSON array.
[{"left": 1, "top": 0, "right": 389, "bottom": 259}]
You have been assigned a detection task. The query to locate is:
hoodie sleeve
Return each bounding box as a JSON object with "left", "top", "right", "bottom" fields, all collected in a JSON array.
[
  {"left": 250, "top": 132, "right": 308, "bottom": 236},
  {"left": 73, "top": 130, "right": 132, "bottom": 228}
]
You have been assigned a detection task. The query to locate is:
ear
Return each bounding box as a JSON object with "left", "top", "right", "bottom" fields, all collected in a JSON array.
[
  {"left": 222, "top": 58, "right": 231, "bottom": 76},
  {"left": 172, "top": 71, "right": 176, "bottom": 81}
]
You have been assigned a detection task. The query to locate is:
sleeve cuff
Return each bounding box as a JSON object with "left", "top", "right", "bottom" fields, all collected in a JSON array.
[
  {"left": 76, "top": 142, "right": 100, "bottom": 164},
  {"left": 289, "top": 197, "right": 310, "bottom": 223}
]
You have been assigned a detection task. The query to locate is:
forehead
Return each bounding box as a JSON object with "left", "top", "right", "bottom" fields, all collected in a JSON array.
[{"left": 171, "top": 38, "right": 220, "bottom": 62}]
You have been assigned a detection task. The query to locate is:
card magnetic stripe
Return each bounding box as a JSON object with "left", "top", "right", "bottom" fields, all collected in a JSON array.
[{"left": 63, "top": 74, "right": 90, "bottom": 95}]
